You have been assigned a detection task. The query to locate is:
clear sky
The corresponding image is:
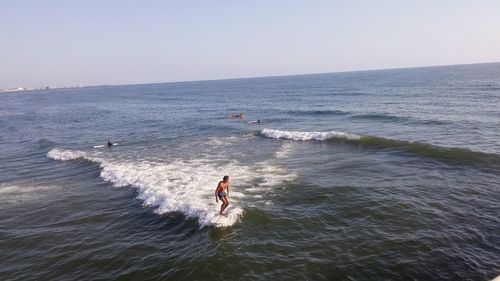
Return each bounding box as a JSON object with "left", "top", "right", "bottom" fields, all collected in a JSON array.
[{"left": 1, "top": 0, "right": 500, "bottom": 88}]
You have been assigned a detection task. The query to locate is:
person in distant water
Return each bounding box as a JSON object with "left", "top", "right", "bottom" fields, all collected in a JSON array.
[
  {"left": 249, "top": 119, "right": 261, "bottom": 125},
  {"left": 215, "top": 175, "right": 230, "bottom": 215},
  {"left": 107, "top": 140, "right": 113, "bottom": 147},
  {"left": 230, "top": 113, "right": 245, "bottom": 119}
]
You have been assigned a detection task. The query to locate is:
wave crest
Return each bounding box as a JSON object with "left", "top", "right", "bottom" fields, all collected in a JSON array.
[
  {"left": 47, "top": 148, "right": 86, "bottom": 161},
  {"left": 259, "top": 128, "right": 500, "bottom": 168},
  {"left": 260, "top": 128, "right": 361, "bottom": 141}
]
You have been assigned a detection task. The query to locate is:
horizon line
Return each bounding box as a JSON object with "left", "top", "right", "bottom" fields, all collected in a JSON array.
[
  {"left": 4, "top": 60, "right": 499, "bottom": 91},
  {"left": 76, "top": 60, "right": 500, "bottom": 89}
]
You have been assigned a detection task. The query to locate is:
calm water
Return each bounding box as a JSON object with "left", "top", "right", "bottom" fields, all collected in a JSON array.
[{"left": 1, "top": 63, "right": 499, "bottom": 280}]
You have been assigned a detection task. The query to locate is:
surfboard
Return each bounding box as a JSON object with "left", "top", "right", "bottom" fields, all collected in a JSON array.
[
  {"left": 93, "top": 143, "right": 119, "bottom": 148},
  {"left": 211, "top": 213, "right": 229, "bottom": 227}
]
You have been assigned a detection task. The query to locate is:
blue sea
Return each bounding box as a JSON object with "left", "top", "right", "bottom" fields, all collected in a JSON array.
[{"left": 1, "top": 63, "right": 499, "bottom": 280}]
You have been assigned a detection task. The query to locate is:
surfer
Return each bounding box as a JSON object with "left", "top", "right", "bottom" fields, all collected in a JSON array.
[
  {"left": 248, "top": 119, "right": 261, "bottom": 125},
  {"left": 215, "top": 175, "right": 230, "bottom": 215},
  {"left": 229, "top": 113, "right": 245, "bottom": 119},
  {"left": 107, "top": 140, "right": 113, "bottom": 147}
]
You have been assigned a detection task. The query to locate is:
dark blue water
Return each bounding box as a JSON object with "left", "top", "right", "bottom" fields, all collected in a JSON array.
[{"left": 1, "top": 63, "right": 499, "bottom": 280}]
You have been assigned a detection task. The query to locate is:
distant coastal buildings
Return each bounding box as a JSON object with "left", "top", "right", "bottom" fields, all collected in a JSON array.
[
  {"left": 0, "top": 85, "right": 82, "bottom": 93},
  {"left": 0, "top": 86, "right": 50, "bottom": 93}
]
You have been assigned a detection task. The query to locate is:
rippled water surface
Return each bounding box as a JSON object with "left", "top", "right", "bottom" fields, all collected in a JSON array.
[{"left": 1, "top": 63, "right": 499, "bottom": 280}]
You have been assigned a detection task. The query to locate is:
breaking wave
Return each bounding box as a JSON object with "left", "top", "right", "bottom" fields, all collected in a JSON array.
[
  {"left": 261, "top": 128, "right": 361, "bottom": 141},
  {"left": 47, "top": 148, "right": 295, "bottom": 228},
  {"left": 259, "top": 129, "right": 500, "bottom": 167}
]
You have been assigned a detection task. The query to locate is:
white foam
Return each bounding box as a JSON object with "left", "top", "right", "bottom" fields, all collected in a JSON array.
[
  {"left": 254, "top": 161, "right": 297, "bottom": 187},
  {"left": 47, "top": 148, "right": 295, "bottom": 228},
  {"left": 207, "top": 136, "right": 240, "bottom": 146},
  {"left": 0, "top": 183, "right": 59, "bottom": 205},
  {"left": 275, "top": 142, "right": 295, "bottom": 159},
  {"left": 47, "top": 148, "right": 86, "bottom": 161},
  {"left": 261, "top": 128, "right": 361, "bottom": 141}
]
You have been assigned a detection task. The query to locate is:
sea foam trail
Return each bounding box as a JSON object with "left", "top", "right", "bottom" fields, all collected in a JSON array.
[
  {"left": 0, "top": 182, "right": 60, "bottom": 206},
  {"left": 47, "top": 148, "right": 295, "bottom": 228}
]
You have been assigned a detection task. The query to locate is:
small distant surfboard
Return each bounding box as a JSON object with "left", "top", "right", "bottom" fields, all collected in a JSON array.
[{"left": 93, "top": 143, "right": 119, "bottom": 148}]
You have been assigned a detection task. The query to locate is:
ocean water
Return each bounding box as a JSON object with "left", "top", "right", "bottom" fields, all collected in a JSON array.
[{"left": 1, "top": 63, "right": 499, "bottom": 281}]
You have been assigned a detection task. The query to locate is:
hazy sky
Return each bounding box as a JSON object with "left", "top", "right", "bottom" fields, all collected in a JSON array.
[{"left": 1, "top": 0, "right": 500, "bottom": 88}]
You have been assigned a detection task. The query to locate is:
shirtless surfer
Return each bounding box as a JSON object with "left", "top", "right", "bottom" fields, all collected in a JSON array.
[{"left": 215, "top": 175, "right": 230, "bottom": 215}]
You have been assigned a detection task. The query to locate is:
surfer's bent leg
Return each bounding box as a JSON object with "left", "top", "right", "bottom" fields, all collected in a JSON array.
[
  {"left": 223, "top": 196, "right": 229, "bottom": 211},
  {"left": 220, "top": 196, "right": 229, "bottom": 215}
]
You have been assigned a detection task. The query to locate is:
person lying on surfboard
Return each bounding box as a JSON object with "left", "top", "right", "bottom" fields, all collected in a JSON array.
[
  {"left": 215, "top": 175, "right": 230, "bottom": 215},
  {"left": 229, "top": 113, "right": 245, "bottom": 119},
  {"left": 248, "top": 119, "right": 261, "bottom": 125}
]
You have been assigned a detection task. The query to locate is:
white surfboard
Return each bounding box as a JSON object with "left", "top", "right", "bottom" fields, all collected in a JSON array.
[
  {"left": 93, "top": 143, "right": 119, "bottom": 148},
  {"left": 211, "top": 213, "right": 230, "bottom": 227}
]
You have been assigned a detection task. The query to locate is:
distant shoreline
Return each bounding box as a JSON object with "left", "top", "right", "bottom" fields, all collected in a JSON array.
[
  {"left": 2, "top": 61, "right": 499, "bottom": 92},
  {"left": 0, "top": 86, "right": 82, "bottom": 93}
]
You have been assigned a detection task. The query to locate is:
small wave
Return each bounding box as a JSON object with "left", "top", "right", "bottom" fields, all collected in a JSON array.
[
  {"left": 351, "top": 113, "right": 410, "bottom": 123},
  {"left": 477, "top": 83, "right": 500, "bottom": 91},
  {"left": 259, "top": 129, "right": 500, "bottom": 167},
  {"left": 37, "top": 139, "right": 57, "bottom": 150},
  {"left": 479, "top": 87, "right": 500, "bottom": 91},
  {"left": 417, "top": 119, "right": 450, "bottom": 125},
  {"left": 334, "top": 92, "right": 368, "bottom": 96},
  {"left": 357, "top": 136, "right": 500, "bottom": 167},
  {"left": 260, "top": 128, "right": 361, "bottom": 141},
  {"left": 350, "top": 113, "right": 450, "bottom": 125},
  {"left": 284, "top": 109, "right": 351, "bottom": 116}
]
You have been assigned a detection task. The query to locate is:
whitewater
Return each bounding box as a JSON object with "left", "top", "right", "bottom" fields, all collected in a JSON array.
[{"left": 47, "top": 141, "right": 296, "bottom": 228}]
